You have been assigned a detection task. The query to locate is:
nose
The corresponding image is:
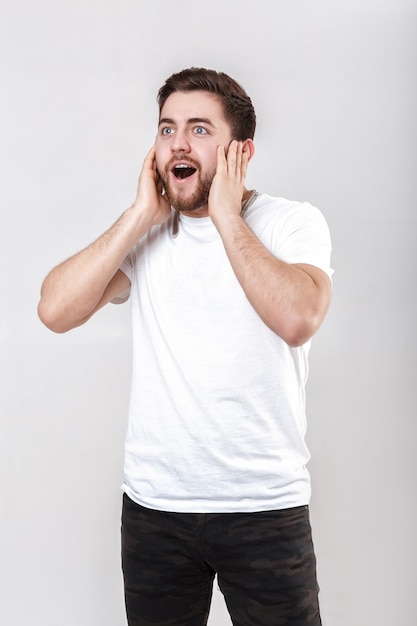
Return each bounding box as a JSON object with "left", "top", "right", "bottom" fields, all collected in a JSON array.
[{"left": 171, "top": 128, "right": 191, "bottom": 154}]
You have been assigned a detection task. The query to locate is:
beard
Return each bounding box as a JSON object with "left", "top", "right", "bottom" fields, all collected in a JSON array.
[{"left": 159, "top": 159, "right": 215, "bottom": 213}]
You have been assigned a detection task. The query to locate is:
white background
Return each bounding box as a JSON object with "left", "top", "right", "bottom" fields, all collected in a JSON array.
[{"left": 1, "top": 1, "right": 416, "bottom": 624}]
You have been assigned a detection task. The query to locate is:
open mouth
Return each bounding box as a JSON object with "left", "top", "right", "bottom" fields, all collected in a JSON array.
[{"left": 172, "top": 164, "right": 197, "bottom": 180}]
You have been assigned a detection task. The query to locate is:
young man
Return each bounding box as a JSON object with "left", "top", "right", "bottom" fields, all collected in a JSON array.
[{"left": 39, "top": 67, "right": 332, "bottom": 626}]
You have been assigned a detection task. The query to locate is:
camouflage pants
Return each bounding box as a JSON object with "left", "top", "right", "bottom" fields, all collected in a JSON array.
[{"left": 121, "top": 494, "right": 321, "bottom": 626}]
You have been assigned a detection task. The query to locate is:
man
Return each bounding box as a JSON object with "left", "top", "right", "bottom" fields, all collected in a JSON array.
[{"left": 39, "top": 67, "right": 332, "bottom": 626}]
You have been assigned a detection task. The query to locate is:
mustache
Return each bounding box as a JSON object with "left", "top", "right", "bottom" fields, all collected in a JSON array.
[{"left": 163, "top": 156, "right": 201, "bottom": 174}]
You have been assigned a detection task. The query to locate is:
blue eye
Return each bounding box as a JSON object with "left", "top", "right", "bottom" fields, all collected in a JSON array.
[
  {"left": 194, "top": 126, "right": 208, "bottom": 135},
  {"left": 161, "top": 127, "right": 174, "bottom": 135}
]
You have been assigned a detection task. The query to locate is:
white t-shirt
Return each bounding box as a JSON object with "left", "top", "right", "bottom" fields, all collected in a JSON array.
[{"left": 119, "top": 193, "right": 332, "bottom": 513}]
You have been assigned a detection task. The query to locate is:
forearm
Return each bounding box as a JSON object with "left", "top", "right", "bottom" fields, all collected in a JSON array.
[
  {"left": 39, "top": 145, "right": 173, "bottom": 332},
  {"left": 215, "top": 214, "right": 331, "bottom": 346},
  {"left": 38, "top": 205, "right": 154, "bottom": 332}
]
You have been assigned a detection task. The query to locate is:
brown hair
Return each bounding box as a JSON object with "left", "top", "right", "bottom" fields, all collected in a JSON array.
[{"left": 157, "top": 67, "right": 256, "bottom": 140}]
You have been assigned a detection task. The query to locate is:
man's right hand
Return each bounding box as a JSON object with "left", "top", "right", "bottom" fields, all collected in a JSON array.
[
  {"left": 38, "top": 146, "right": 172, "bottom": 333},
  {"left": 132, "top": 145, "right": 171, "bottom": 227}
]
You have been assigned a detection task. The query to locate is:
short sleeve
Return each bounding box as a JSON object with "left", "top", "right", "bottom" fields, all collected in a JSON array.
[
  {"left": 272, "top": 202, "right": 333, "bottom": 279},
  {"left": 110, "top": 253, "right": 133, "bottom": 304},
  {"left": 119, "top": 252, "right": 133, "bottom": 282}
]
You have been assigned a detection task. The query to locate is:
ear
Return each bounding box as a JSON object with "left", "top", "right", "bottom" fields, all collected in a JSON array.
[{"left": 242, "top": 139, "right": 255, "bottom": 162}]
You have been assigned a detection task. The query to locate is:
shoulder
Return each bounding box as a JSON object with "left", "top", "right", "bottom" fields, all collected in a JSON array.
[
  {"left": 245, "top": 193, "right": 330, "bottom": 238},
  {"left": 245, "top": 193, "right": 333, "bottom": 277}
]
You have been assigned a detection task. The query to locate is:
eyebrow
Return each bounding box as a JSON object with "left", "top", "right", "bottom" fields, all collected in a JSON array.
[{"left": 158, "top": 117, "right": 216, "bottom": 128}]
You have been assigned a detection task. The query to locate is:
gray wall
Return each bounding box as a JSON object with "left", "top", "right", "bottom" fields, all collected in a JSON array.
[{"left": 1, "top": 1, "right": 416, "bottom": 624}]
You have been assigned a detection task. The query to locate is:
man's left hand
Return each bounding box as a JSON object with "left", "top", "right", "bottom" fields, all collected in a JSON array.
[{"left": 208, "top": 140, "right": 250, "bottom": 229}]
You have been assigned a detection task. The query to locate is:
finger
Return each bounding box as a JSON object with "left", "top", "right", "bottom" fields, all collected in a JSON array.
[
  {"left": 216, "top": 145, "right": 227, "bottom": 174},
  {"left": 236, "top": 141, "right": 244, "bottom": 178},
  {"left": 142, "top": 145, "right": 156, "bottom": 171},
  {"left": 226, "top": 140, "right": 238, "bottom": 175},
  {"left": 240, "top": 144, "right": 250, "bottom": 181}
]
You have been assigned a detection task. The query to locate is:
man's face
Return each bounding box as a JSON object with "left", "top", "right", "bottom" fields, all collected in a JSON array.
[{"left": 155, "top": 90, "right": 233, "bottom": 216}]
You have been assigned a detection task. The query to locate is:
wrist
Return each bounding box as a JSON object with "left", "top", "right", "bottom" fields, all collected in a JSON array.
[
  {"left": 211, "top": 208, "right": 243, "bottom": 233},
  {"left": 124, "top": 202, "right": 158, "bottom": 237}
]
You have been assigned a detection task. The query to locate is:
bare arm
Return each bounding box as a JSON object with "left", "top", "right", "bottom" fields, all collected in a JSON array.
[
  {"left": 38, "top": 146, "right": 171, "bottom": 333},
  {"left": 211, "top": 215, "right": 331, "bottom": 346},
  {"left": 208, "top": 142, "right": 332, "bottom": 347}
]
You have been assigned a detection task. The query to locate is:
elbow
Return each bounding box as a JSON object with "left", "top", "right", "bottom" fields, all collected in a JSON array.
[
  {"left": 281, "top": 326, "right": 313, "bottom": 348},
  {"left": 277, "top": 312, "right": 323, "bottom": 348},
  {"left": 282, "top": 288, "right": 331, "bottom": 347},
  {"left": 284, "top": 328, "right": 314, "bottom": 348},
  {"left": 37, "top": 299, "right": 75, "bottom": 334}
]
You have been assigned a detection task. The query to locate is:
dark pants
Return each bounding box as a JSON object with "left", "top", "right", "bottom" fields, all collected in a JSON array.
[{"left": 121, "top": 493, "right": 321, "bottom": 626}]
